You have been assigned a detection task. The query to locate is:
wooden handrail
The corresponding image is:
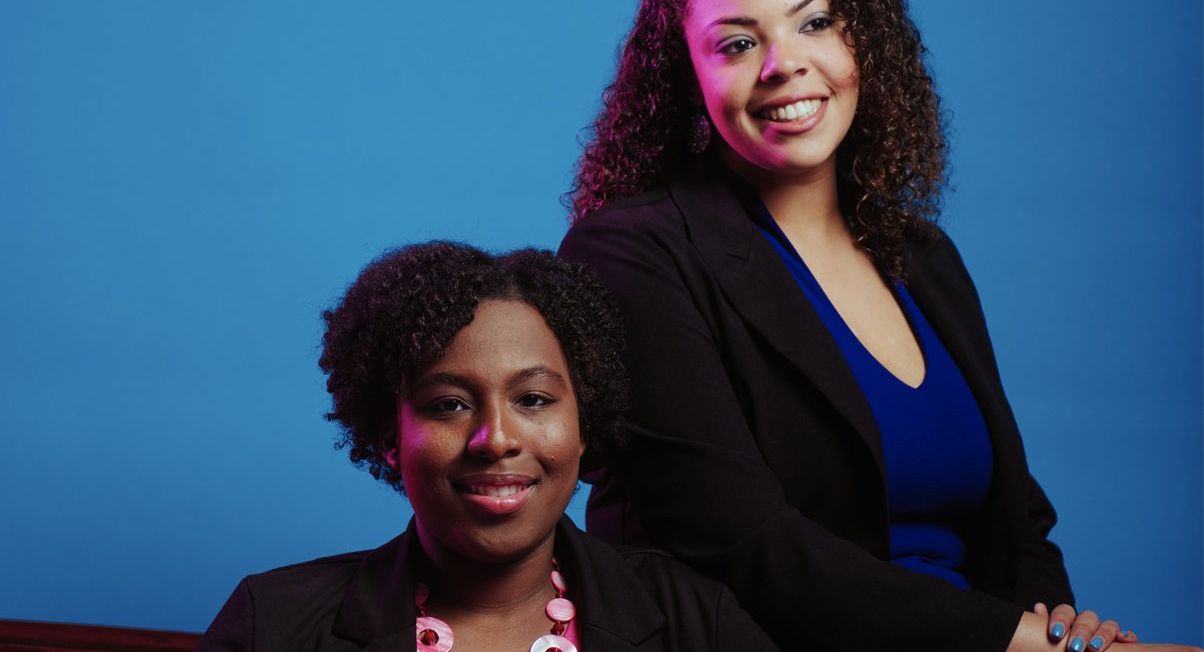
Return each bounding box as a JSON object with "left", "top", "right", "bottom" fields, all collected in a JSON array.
[{"left": 0, "top": 619, "right": 200, "bottom": 651}]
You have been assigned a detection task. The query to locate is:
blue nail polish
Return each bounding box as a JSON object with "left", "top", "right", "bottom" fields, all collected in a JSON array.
[
  {"left": 1090, "top": 636, "right": 1104, "bottom": 650},
  {"left": 1050, "top": 622, "right": 1066, "bottom": 640},
  {"left": 1069, "top": 636, "right": 1086, "bottom": 652}
]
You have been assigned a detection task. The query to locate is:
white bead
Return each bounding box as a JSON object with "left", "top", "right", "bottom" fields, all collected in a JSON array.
[{"left": 530, "top": 634, "right": 577, "bottom": 652}]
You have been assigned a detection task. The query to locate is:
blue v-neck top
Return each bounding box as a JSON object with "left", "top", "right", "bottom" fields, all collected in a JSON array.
[{"left": 743, "top": 195, "right": 994, "bottom": 590}]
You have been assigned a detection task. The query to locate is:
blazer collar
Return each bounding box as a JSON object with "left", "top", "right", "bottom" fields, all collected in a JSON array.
[
  {"left": 553, "top": 516, "right": 666, "bottom": 649},
  {"left": 332, "top": 517, "right": 664, "bottom": 651},
  {"left": 332, "top": 523, "right": 419, "bottom": 648},
  {"left": 667, "top": 158, "right": 886, "bottom": 480}
]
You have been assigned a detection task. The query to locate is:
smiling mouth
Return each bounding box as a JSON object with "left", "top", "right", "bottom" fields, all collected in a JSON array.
[
  {"left": 755, "top": 98, "right": 825, "bottom": 122},
  {"left": 461, "top": 483, "right": 533, "bottom": 497},
  {"left": 455, "top": 478, "right": 538, "bottom": 516}
]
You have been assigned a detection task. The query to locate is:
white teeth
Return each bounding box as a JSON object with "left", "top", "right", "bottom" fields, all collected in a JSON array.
[
  {"left": 763, "top": 98, "right": 823, "bottom": 122},
  {"left": 468, "top": 484, "right": 526, "bottom": 497}
]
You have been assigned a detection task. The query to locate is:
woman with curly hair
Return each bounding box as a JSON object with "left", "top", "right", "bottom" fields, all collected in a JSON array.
[
  {"left": 559, "top": 1, "right": 1199, "bottom": 651},
  {"left": 199, "top": 242, "right": 776, "bottom": 652}
]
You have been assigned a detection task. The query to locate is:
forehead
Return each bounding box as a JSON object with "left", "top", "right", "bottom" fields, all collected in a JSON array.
[
  {"left": 430, "top": 299, "right": 569, "bottom": 377},
  {"left": 687, "top": 0, "right": 825, "bottom": 22}
]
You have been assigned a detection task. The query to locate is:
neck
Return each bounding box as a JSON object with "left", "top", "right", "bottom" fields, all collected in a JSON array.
[
  {"left": 720, "top": 148, "right": 850, "bottom": 247},
  {"left": 416, "top": 526, "right": 556, "bottom": 616}
]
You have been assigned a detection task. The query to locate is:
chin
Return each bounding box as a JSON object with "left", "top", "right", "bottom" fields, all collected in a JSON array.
[
  {"left": 723, "top": 138, "right": 836, "bottom": 178},
  {"left": 458, "top": 525, "right": 553, "bottom": 564}
]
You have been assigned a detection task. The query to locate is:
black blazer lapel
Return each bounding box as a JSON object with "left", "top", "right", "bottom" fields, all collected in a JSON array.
[
  {"left": 555, "top": 517, "right": 665, "bottom": 651},
  {"left": 667, "top": 162, "right": 887, "bottom": 483},
  {"left": 332, "top": 521, "right": 420, "bottom": 649}
]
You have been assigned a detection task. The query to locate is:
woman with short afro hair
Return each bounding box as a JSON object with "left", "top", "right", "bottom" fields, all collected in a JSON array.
[
  {"left": 558, "top": 0, "right": 1178, "bottom": 650},
  {"left": 318, "top": 242, "right": 629, "bottom": 491},
  {"left": 200, "top": 241, "right": 777, "bottom": 652}
]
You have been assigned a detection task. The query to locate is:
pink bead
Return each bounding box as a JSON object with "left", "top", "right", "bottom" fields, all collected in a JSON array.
[
  {"left": 415, "top": 616, "right": 454, "bottom": 652},
  {"left": 530, "top": 633, "right": 577, "bottom": 652},
  {"left": 550, "top": 569, "right": 567, "bottom": 593},
  {"left": 545, "top": 597, "right": 575, "bottom": 623}
]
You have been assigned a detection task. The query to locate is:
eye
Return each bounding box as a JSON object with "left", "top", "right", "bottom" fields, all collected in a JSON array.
[
  {"left": 719, "top": 37, "right": 756, "bottom": 55},
  {"left": 800, "top": 14, "right": 836, "bottom": 34},
  {"left": 427, "top": 397, "right": 470, "bottom": 414},
  {"left": 516, "top": 393, "right": 555, "bottom": 409}
]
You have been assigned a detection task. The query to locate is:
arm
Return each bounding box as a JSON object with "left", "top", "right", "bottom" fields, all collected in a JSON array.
[
  {"left": 561, "top": 212, "right": 1023, "bottom": 651},
  {"left": 933, "top": 233, "right": 1075, "bottom": 610},
  {"left": 1016, "top": 476, "right": 1075, "bottom": 607}
]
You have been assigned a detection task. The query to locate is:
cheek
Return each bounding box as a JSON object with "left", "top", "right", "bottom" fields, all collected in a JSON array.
[
  {"left": 395, "top": 422, "right": 448, "bottom": 486},
  {"left": 822, "top": 47, "right": 859, "bottom": 93},
  {"left": 543, "top": 421, "right": 585, "bottom": 477},
  {"left": 699, "top": 71, "right": 742, "bottom": 114}
]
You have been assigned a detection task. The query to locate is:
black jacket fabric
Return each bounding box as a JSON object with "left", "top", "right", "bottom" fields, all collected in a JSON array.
[
  {"left": 197, "top": 516, "right": 777, "bottom": 652},
  {"left": 558, "top": 159, "right": 1074, "bottom": 652}
]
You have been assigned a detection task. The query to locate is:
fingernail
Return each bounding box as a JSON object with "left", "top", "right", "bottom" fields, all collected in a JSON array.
[
  {"left": 1050, "top": 622, "right": 1066, "bottom": 640},
  {"left": 1089, "top": 636, "right": 1104, "bottom": 650},
  {"left": 1069, "top": 636, "right": 1086, "bottom": 652}
]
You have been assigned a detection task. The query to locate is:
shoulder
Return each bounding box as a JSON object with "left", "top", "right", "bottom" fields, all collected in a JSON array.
[
  {"left": 616, "top": 542, "right": 713, "bottom": 580},
  {"left": 909, "top": 225, "right": 971, "bottom": 271},
  {"left": 560, "top": 188, "right": 690, "bottom": 262},
  {"left": 574, "top": 187, "right": 679, "bottom": 229},
  {"left": 905, "top": 225, "right": 982, "bottom": 298},
  {"left": 617, "top": 545, "right": 778, "bottom": 650},
  {"left": 612, "top": 544, "right": 740, "bottom": 606},
  {"left": 199, "top": 550, "right": 373, "bottom": 651},
  {"left": 241, "top": 549, "right": 368, "bottom": 605}
]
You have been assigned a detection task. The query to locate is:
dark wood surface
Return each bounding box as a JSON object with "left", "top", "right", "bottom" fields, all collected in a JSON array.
[{"left": 0, "top": 619, "right": 200, "bottom": 651}]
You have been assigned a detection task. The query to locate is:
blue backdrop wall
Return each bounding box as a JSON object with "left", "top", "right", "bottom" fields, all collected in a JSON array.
[{"left": 1, "top": 0, "right": 1200, "bottom": 643}]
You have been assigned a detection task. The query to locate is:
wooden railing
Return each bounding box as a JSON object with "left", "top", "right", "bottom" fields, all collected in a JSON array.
[{"left": 0, "top": 619, "right": 200, "bottom": 651}]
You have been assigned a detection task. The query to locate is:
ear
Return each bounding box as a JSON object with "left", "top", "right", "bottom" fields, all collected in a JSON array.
[{"left": 384, "top": 446, "right": 399, "bottom": 470}]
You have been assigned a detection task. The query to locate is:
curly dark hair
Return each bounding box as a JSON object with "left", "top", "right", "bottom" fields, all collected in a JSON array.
[
  {"left": 319, "top": 241, "right": 628, "bottom": 493},
  {"left": 569, "top": 0, "right": 945, "bottom": 277}
]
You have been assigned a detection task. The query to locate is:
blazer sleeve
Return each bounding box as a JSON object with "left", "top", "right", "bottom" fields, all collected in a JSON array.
[
  {"left": 196, "top": 578, "right": 254, "bottom": 652},
  {"left": 935, "top": 234, "right": 1075, "bottom": 609},
  {"left": 1016, "top": 475, "right": 1075, "bottom": 607},
  {"left": 560, "top": 209, "right": 1024, "bottom": 652}
]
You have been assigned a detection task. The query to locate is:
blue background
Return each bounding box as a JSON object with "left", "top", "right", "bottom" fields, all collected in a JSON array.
[{"left": 1, "top": 0, "right": 1200, "bottom": 643}]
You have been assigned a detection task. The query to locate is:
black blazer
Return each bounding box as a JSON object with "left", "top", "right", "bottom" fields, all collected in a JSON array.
[
  {"left": 558, "top": 159, "right": 1074, "bottom": 652},
  {"left": 197, "top": 516, "right": 777, "bottom": 651}
]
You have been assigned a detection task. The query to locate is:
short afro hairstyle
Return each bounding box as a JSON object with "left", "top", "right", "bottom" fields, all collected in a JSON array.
[{"left": 319, "top": 241, "right": 628, "bottom": 493}]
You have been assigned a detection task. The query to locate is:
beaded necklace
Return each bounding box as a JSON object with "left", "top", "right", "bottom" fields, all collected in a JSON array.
[{"left": 415, "top": 558, "right": 578, "bottom": 652}]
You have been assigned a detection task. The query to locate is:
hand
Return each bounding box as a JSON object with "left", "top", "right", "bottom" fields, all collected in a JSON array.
[
  {"left": 1010, "top": 610, "right": 1201, "bottom": 652},
  {"left": 1034, "top": 603, "right": 1137, "bottom": 651},
  {"left": 1109, "top": 646, "right": 1204, "bottom": 651}
]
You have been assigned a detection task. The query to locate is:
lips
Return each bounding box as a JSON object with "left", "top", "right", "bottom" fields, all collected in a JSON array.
[
  {"left": 751, "top": 95, "right": 829, "bottom": 135},
  {"left": 756, "top": 98, "right": 824, "bottom": 122},
  {"left": 454, "top": 474, "right": 537, "bottom": 516},
  {"left": 464, "top": 483, "right": 529, "bottom": 497}
]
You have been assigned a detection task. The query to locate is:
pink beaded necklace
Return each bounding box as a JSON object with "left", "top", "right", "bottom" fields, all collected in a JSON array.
[{"left": 415, "top": 558, "right": 579, "bottom": 652}]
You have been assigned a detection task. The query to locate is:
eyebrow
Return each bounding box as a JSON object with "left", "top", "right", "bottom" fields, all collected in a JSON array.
[
  {"left": 408, "top": 366, "right": 569, "bottom": 393},
  {"left": 510, "top": 366, "right": 569, "bottom": 389},
  {"left": 408, "top": 372, "right": 473, "bottom": 394},
  {"left": 707, "top": 0, "right": 816, "bottom": 29}
]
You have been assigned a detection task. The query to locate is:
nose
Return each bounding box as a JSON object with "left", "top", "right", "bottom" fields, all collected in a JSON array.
[
  {"left": 466, "top": 403, "right": 522, "bottom": 460},
  {"left": 760, "top": 43, "right": 807, "bottom": 83}
]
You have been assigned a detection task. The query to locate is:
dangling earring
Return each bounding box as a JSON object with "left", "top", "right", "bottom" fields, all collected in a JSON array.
[{"left": 688, "top": 110, "right": 711, "bottom": 154}]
